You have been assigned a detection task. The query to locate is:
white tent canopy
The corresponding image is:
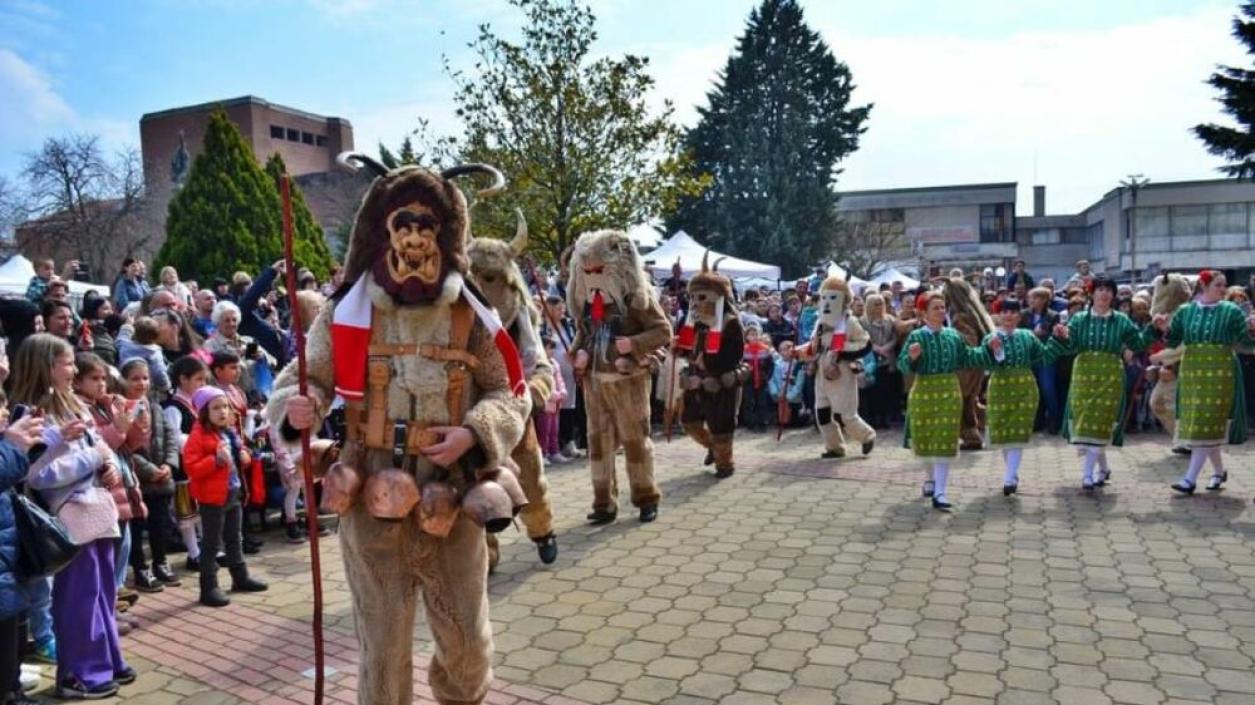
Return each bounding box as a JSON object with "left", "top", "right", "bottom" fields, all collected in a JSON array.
[
  {"left": 646, "top": 231, "right": 781, "bottom": 281},
  {"left": 867, "top": 266, "right": 920, "bottom": 290},
  {"left": 825, "top": 262, "right": 870, "bottom": 290},
  {"left": 626, "top": 223, "right": 664, "bottom": 250},
  {"left": 0, "top": 254, "right": 110, "bottom": 304}
]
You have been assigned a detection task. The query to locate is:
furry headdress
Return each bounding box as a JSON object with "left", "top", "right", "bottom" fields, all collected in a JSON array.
[
  {"left": 942, "top": 276, "right": 994, "bottom": 339},
  {"left": 334, "top": 154, "right": 504, "bottom": 300},
  {"left": 566, "top": 229, "right": 656, "bottom": 315},
  {"left": 468, "top": 209, "right": 531, "bottom": 329},
  {"left": 1151, "top": 272, "right": 1192, "bottom": 316}
]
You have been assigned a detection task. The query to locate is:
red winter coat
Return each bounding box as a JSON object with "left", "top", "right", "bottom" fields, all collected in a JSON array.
[{"left": 183, "top": 422, "right": 247, "bottom": 506}]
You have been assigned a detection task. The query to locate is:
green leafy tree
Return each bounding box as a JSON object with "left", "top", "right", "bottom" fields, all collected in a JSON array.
[
  {"left": 668, "top": 0, "right": 871, "bottom": 278},
  {"left": 433, "top": 0, "right": 708, "bottom": 259},
  {"left": 264, "top": 154, "right": 335, "bottom": 279},
  {"left": 378, "top": 135, "right": 420, "bottom": 169},
  {"left": 1195, "top": 2, "right": 1255, "bottom": 178},
  {"left": 158, "top": 110, "right": 282, "bottom": 281}
]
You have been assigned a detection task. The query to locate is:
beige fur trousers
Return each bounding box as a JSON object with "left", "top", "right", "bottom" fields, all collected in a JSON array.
[
  {"left": 1150, "top": 377, "right": 1177, "bottom": 435},
  {"left": 815, "top": 367, "right": 875, "bottom": 450},
  {"left": 957, "top": 368, "right": 987, "bottom": 446},
  {"left": 586, "top": 372, "right": 661, "bottom": 513},
  {"left": 487, "top": 423, "right": 554, "bottom": 569},
  {"left": 341, "top": 500, "right": 492, "bottom": 705}
]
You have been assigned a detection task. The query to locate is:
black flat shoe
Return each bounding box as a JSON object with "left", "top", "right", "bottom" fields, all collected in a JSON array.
[
  {"left": 639, "top": 504, "right": 658, "bottom": 523},
  {"left": 703, "top": 450, "right": 714, "bottom": 466},
  {"left": 1171, "top": 446, "right": 1191, "bottom": 455},
  {"left": 820, "top": 449, "right": 844, "bottom": 459},
  {"left": 714, "top": 467, "right": 734, "bottom": 479},
  {"left": 931, "top": 497, "right": 952, "bottom": 511},
  {"left": 56, "top": 678, "right": 118, "bottom": 700},
  {"left": 1094, "top": 470, "right": 1111, "bottom": 487},
  {"left": 587, "top": 510, "right": 617, "bottom": 526},
  {"left": 1207, "top": 472, "right": 1228, "bottom": 491},
  {"left": 1171, "top": 481, "right": 1196, "bottom": 495},
  {"left": 862, "top": 440, "right": 874, "bottom": 455},
  {"left": 1003, "top": 484, "right": 1017, "bottom": 496},
  {"left": 114, "top": 667, "right": 137, "bottom": 685},
  {"left": 534, "top": 534, "right": 558, "bottom": 564},
  {"left": 184, "top": 556, "right": 200, "bottom": 572}
]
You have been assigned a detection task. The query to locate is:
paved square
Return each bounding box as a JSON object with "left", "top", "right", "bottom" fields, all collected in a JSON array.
[{"left": 44, "top": 428, "right": 1255, "bottom": 704}]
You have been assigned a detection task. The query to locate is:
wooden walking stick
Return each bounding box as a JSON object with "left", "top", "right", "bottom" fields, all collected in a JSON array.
[{"left": 280, "top": 175, "right": 326, "bottom": 705}]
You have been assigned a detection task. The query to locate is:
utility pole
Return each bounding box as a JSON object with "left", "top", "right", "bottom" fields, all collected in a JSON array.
[{"left": 1120, "top": 174, "right": 1150, "bottom": 285}]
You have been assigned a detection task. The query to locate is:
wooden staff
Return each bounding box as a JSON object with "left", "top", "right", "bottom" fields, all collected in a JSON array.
[{"left": 280, "top": 175, "right": 325, "bottom": 705}]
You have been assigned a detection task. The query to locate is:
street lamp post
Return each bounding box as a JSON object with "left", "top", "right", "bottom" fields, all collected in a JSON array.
[{"left": 1120, "top": 174, "right": 1150, "bottom": 285}]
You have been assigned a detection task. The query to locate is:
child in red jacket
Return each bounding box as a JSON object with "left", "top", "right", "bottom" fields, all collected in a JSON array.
[{"left": 182, "top": 386, "right": 268, "bottom": 607}]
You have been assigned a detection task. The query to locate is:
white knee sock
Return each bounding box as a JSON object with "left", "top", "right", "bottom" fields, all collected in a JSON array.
[
  {"left": 932, "top": 462, "right": 951, "bottom": 500},
  {"left": 1097, "top": 449, "right": 1110, "bottom": 474},
  {"left": 1207, "top": 447, "right": 1225, "bottom": 477},
  {"left": 1183, "top": 448, "right": 1207, "bottom": 486},
  {"left": 180, "top": 520, "right": 201, "bottom": 559},
  {"left": 284, "top": 487, "right": 301, "bottom": 523},
  {"left": 1003, "top": 449, "right": 1022, "bottom": 486},
  {"left": 1081, "top": 448, "right": 1100, "bottom": 484}
]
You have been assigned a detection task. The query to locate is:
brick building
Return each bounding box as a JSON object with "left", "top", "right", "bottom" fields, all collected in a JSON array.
[{"left": 140, "top": 95, "right": 354, "bottom": 199}]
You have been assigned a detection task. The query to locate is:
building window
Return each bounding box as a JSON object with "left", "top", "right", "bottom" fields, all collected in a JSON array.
[
  {"left": 1208, "top": 202, "right": 1247, "bottom": 234},
  {"left": 979, "top": 204, "right": 1012, "bottom": 243},
  {"left": 1030, "top": 230, "right": 1060, "bottom": 246},
  {"left": 1171, "top": 205, "right": 1207, "bottom": 237},
  {"left": 1133, "top": 206, "right": 1169, "bottom": 238},
  {"left": 316, "top": 135, "right": 327, "bottom": 147},
  {"left": 270, "top": 125, "right": 284, "bottom": 139},
  {"left": 286, "top": 128, "right": 300, "bottom": 142},
  {"left": 302, "top": 132, "right": 315, "bottom": 145}
]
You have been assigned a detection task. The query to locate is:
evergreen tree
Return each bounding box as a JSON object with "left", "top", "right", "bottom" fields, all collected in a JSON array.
[
  {"left": 1195, "top": 2, "right": 1255, "bottom": 178},
  {"left": 264, "top": 153, "right": 335, "bottom": 279},
  {"left": 158, "top": 110, "right": 282, "bottom": 282},
  {"left": 668, "top": 0, "right": 871, "bottom": 278}
]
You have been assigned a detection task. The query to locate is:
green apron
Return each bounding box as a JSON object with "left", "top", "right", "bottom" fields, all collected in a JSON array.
[
  {"left": 1176, "top": 343, "right": 1237, "bottom": 447},
  {"left": 1064, "top": 351, "right": 1124, "bottom": 446},
  {"left": 905, "top": 373, "right": 962, "bottom": 459},
  {"left": 987, "top": 367, "right": 1038, "bottom": 447}
]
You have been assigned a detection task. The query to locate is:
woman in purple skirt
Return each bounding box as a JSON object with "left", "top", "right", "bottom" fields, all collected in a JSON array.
[{"left": 11, "top": 334, "right": 134, "bottom": 700}]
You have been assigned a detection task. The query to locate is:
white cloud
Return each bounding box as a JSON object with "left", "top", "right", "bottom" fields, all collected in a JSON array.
[{"left": 644, "top": 5, "right": 1247, "bottom": 213}]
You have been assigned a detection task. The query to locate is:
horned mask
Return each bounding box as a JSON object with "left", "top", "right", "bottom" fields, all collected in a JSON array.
[
  {"left": 336, "top": 153, "right": 506, "bottom": 305},
  {"left": 468, "top": 209, "right": 531, "bottom": 329},
  {"left": 678, "top": 252, "right": 736, "bottom": 352}
]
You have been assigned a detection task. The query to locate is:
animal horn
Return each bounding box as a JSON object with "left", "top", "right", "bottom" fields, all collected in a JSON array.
[
  {"left": 336, "top": 152, "right": 389, "bottom": 177},
  {"left": 509, "top": 208, "right": 528, "bottom": 256},
  {"left": 440, "top": 164, "right": 506, "bottom": 197},
  {"left": 701, "top": 250, "right": 710, "bottom": 273},
  {"left": 713, "top": 256, "right": 728, "bottom": 272}
]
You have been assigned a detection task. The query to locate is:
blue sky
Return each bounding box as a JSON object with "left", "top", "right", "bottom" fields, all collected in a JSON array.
[{"left": 1, "top": 0, "right": 1247, "bottom": 213}]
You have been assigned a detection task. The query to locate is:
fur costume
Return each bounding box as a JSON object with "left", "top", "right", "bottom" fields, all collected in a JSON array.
[
  {"left": 265, "top": 155, "right": 530, "bottom": 705},
  {"left": 1149, "top": 273, "right": 1193, "bottom": 437},
  {"left": 467, "top": 211, "right": 556, "bottom": 568},
  {"left": 799, "top": 276, "right": 875, "bottom": 457},
  {"left": 942, "top": 277, "right": 994, "bottom": 449},
  {"left": 568, "top": 229, "right": 672, "bottom": 518},
  {"left": 676, "top": 254, "right": 745, "bottom": 477}
]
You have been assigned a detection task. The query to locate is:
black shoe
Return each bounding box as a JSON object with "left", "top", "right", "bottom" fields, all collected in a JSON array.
[
  {"left": 1003, "top": 484, "right": 1018, "bottom": 496},
  {"left": 1171, "top": 446, "right": 1191, "bottom": 455},
  {"left": 714, "top": 467, "right": 734, "bottom": 479},
  {"left": 1207, "top": 472, "right": 1228, "bottom": 491},
  {"left": 534, "top": 534, "right": 558, "bottom": 565},
  {"left": 586, "top": 510, "right": 617, "bottom": 526},
  {"left": 703, "top": 450, "right": 714, "bottom": 466},
  {"left": 242, "top": 540, "right": 261, "bottom": 555},
  {"left": 55, "top": 677, "right": 118, "bottom": 700},
  {"left": 229, "top": 564, "right": 269, "bottom": 593},
  {"left": 820, "top": 449, "right": 844, "bottom": 459},
  {"left": 1171, "top": 481, "right": 1196, "bottom": 495},
  {"left": 1094, "top": 469, "right": 1111, "bottom": 487},
  {"left": 862, "top": 439, "right": 874, "bottom": 455},
  {"left": 215, "top": 552, "right": 229, "bottom": 567},
  {"left": 199, "top": 586, "right": 230, "bottom": 607},
  {"left": 113, "top": 666, "right": 137, "bottom": 685},
  {"left": 152, "top": 562, "right": 181, "bottom": 586},
  {"left": 639, "top": 504, "right": 658, "bottom": 523},
  {"left": 184, "top": 555, "right": 200, "bottom": 572},
  {"left": 132, "top": 570, "right": 164, "bottom": 593},
  {"left": 1082, "top": 480, "right": 1095, "bottom": 492},
  {"left": 931, "top": 497, "right": 952, "bottom": 511},
  {"left": 285, "top": 522, "right": 306, "bottom": 544}
]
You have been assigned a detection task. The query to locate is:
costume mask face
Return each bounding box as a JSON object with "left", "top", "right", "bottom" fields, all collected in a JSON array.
[
  {"left": 690, "top": 289, "right": 721, "bottom": 328},
  {"left": 819, "top": 289, "right": 845, "bottom": 328},
  {"left": 372, "top": 199, "right": 456, "bottom": 304}
]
